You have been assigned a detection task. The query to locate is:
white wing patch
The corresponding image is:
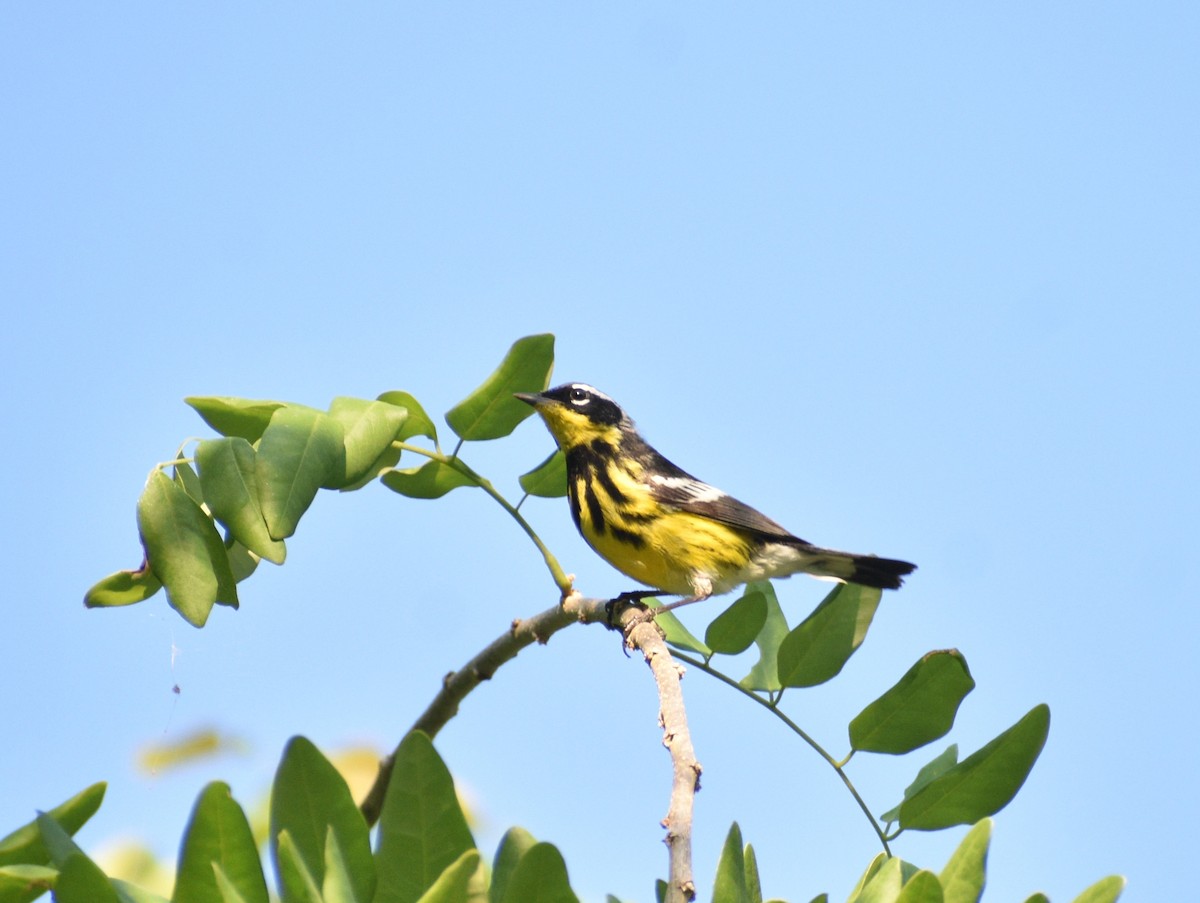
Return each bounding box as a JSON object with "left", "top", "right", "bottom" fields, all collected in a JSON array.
[{"left": 649, "top": 473, "right": 725, "bottom": 504}]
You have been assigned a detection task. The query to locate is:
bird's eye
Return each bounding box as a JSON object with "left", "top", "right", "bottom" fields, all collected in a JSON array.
[{"left": 569, "top": 387, "right": 589, "bottom": 405}]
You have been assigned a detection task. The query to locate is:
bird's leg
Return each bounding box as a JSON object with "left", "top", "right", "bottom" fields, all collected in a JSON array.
[{"left": 648, "top": 593, "right": 710, "bottom": 616}]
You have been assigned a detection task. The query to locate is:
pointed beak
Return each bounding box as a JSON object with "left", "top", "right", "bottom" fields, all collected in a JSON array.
[{"left": 514, "top": 392, "right": 544, "bottom": 408}]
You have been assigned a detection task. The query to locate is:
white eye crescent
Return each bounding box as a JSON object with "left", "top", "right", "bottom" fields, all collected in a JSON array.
[{"left": 569, "top": 387, "right": 589, "bottom": 405}]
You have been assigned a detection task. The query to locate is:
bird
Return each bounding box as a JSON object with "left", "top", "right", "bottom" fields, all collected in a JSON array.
[{"left": 515, "top": 383, "right": 915, "bottom": 614}]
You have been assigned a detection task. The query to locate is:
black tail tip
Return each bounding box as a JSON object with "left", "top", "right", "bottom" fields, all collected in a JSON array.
[{"left": 852, "top": 556, "right": 917, "bottom": 590}]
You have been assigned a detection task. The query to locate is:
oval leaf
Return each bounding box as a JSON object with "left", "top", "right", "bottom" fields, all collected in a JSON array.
[
  {"left": 894, "top": 870, "right": 944, "bottom": 903},
  {"left": 499, "top": 843, "right": 578, "bottom": 903},
  {"left": 84, "top": 563, "right": 162, "bottom": 608},
  {"left": 416, "top": 850, "right": 482, "bottom": 903},
  {"left": 849, "top": 650, "right": 975, "bottom": 754},
  {"left": 881, "top": 745, "right": 959, "bottom": 824},
  {"left": 53, "top": 854, "right": 120, "bottom": 903},
  {"left": 711, "top": 822, "right": 748, "bottom": 903},
  {"left": 705, "top": 587, "right": 768, "bottom": 656},
  {"left": 326, "top": 397, "right": 409, "bottom": 488},
  {"left": 938, "top": 819, "right": 990, "bottom": 903},
  {"left": 739, "top": 582, "right": 789, "bottom": 692},
  {"left": 777, "top": 583, "right": 881, "bottom": 688},
  {"left": 491, "top": 827, "right": 538, "bottom": 903},
  {"left": 378, "top": 391, "right": 438, "bottom": 443},
  {"left": 1071, "top": 876, "right": 1126, "bottom": 903},
  {"left": 899, "top": 705, "right": 1051, "bottom": 831},
  {"left": 138, "top": 470, "right": 238, "bottom": 627},
  {"left": 445, "top": 334, "right": 554, "bottom": 442},
  {"left": 381, "top": 461, "right": 476, "bottom": 499},
  {"left": 175, "top": 782, "right": 268, "bottom": 903},
  {"left": 519, "top": 450, "right": 567, "bottom": 499},
  {"left": 196, "top": 439, "right": 286, "bottom": 564},
  {"left": 256, "top": 407, "right": 344, "bottom": 540},
  {"left": 646, "top": 599, "right": 712, "bottom": 657},
  {"left": 275, "top": 831, "right": 323, "bottom": 903},
  {"left": 0, "top": 783, "right": 106, "bottom": 868},
  {"left": 185, "top": 397, "right": 285, "bottom": 442}
]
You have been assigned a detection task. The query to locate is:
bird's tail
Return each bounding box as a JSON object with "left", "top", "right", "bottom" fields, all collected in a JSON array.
[{"left": 786, "top": 541, "right": 917, "bottom": 590}]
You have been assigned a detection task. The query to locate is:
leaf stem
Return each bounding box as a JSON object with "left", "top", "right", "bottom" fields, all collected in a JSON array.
[{"left": 671, "top": 650, "right": 891, "bottom": 856}]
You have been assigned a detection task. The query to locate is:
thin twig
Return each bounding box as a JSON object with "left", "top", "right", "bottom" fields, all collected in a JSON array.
[{"left": 624, "top": 618, "right": 701, "bottom": 903}]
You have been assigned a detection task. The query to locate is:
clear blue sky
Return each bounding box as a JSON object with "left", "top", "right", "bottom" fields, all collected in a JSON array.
[{"left": 3, "top": 5, "right": 1196, "bottom": 901}]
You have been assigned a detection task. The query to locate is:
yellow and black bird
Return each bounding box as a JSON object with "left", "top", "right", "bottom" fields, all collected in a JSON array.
[{"left": 516, "top": 383, "right": 915, "bottom": 611}]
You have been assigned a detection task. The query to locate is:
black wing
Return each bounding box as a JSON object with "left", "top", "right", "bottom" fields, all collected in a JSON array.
[{"left": 645, "top": 471, "right": 805, "bottom": 543}]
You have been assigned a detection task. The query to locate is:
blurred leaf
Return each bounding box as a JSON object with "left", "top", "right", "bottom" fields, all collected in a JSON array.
[
  {"left": 1022, "top": 896, "right": 1050, "bottom": 903},
  {"left": 185, "top": 397, "right": 286, "bottom": 443},
  {"left": 938, "top": 820, "right": 990, "bottom": 903},
  {"left": 900, "top": 705, "right": 1050, "bottom": 831},
  {"left": 445, "top": 334, "right": 554, "bottom": 441},
  {"left": 138, "top": 728, "right": 246, "bottom": 774},
  {"left": 213, "top": 864, "right": 253, "bottom": 903},
  {"left": 777, "top": 583, "right": 881, "bottom": 687},
  {"left": 381, "top": 461, "right": 476, "bottom": 500},
  {"left": 270, "top": 738, "right": 374, "bottom": 903},
  {"left": 497, "top": 843, "right": 577, "bottom": 903},
  {"left": 0, "top": 864, "right": 57, "bottom": 903},
  {"left": 896, "top": 870, "right": 944, "bottom": 903},
  {"left": 849, "top": 650, "right": 975, "bottom": 754},
  {"left": 712, "top": 823, "right": 749, "bottom": 903},
  {"left": 739, "top": 582, "right": 789, "bottom": 692},
  {"left": 646, "top": 600, "right": 711, "bottom": 657},
  {"left": 53, "top": 854, "right": 120, "bottom": 903},
  {"left": 846, "top": 854, "right": 888, "bottom": 902},
  {"left": 326, "top": 397, "right": 408, "bottom": 488},
  {"left": 256, "top": 407, "right": 344, "bottom": 540},
  {"left": 175, "top": 782, "right": 268, "bottom": 903},
  {"left": 852, "top": 857, "right": 923, "bottom": 903},
  {"left": 518, "top": 450, "right": 567, "bottom": 499},
  {"left": 275, "top": 831, "right": 323, "bottom": 903},
  {"left": 881, "top": 746, "right": 959, "bottom": 824},
  {"left": 196, "top": 438, "right": 286, "bottom": 564},
  {"left": 138, "top": 470, "right": 238, "bottom": 626},
  {"left": 1070, "top": 876, "right": 1125, "bottom": 903},
  {"left": 705, "top": 588, "right": 768, "bottom": 656},
  {"left": 84, "top": 563, "right": 162, "bottom": 608},
  {"left": 414, "top": 851, "right": 480, "bottom": 903},
  {"left": 374, "top": 732, "right": 476, "bottom": 903},
  {"left": 320, "top": 829, "right": 358, "bottom": 903},
  {"left": 378, "top": 391, "right": 438, "bottom": 443},
  {"left": 34, "top": 813, "right": 81, "bottom": 869},
  {"left": 174, "top": 461, "right": 205, "bottom": 506},
  {"left": 0, "top": 783, "right": 105, "bottom": 868},
  {"left": 490, "top": 828, "right": 537, "bottom": 903}
]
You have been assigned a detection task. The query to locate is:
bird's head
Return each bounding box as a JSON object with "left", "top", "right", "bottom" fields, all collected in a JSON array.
[{"left": 515, "top": 383, "right": 632, "bottom": 450}]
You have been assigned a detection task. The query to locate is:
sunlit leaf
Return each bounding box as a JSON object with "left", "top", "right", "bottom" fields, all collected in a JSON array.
[
  {"left": 851, "top": 856, "right": 922, "bottom": 903},
  {"left": 0, "top": 784, "right": 105, "bottom": 868},
  {"left": 497, "top": 843, "right": 577, "bottom": 903},
  {"left": 381, "top": 461, "right": 476, "bottom": 500},
  {"left": 938, "top": 819, "right": 989, "bottom": 903},
  {"left": 326, "top": 397, "right": 408, "bottom": 488},
  {"left": 846, "top": 853, "right": 889, "bottom": 901},
  {"left": 740, "top": 582, "right": 789, "bottom": 692},
  {"left": 895, "top": 870, "right": 944, "bottom": 903},
  {"left": 378, "top": 391, "right": 438, "bottom": 443},
  {"left": 196, "top": 438, "right": 286, "bottom": 564},
  {"left": 518, "top": 450, "right": 567, "bottom": 499},
  {"left": 174, "top": 461, "right": 205, "bottom": 506},
  {"left": 414, "top": 851, "right": 481, "bottom": 903},
  {"left": 711, "top": 822, "right": 749, "bottom": 903},
  {"left": 185, "top": 397, "right": 286, "bottom": 443},
  {"left": 84, "top": 563, "right": 162, "bottom": 608},
  {"left": 175, "top": 782, "right": 268, "bottom": 903},
  {"left": 705, "top": 588, "right": 768, "bottom": 656},
  {"left": 900, "top": 705, "right": 1050, "bottom": 831},
  {"left": 53, "top": 854, "right": 120, "bottom": 903},
  {"left": 777, "top": 583, "right": 881, "bottom": 687},
  {"left": 849, "top": 650, "right": 975, "bottom": 754},
  {"left": 1070, "top": 876, "right": 1125, "bottom": 903},
  {"left": 646, "top": 600, "right": 712, "bottom": 657},
  {"left": 881, "top": 746, "right": 959, "bottom": 824},
  {"left": 275, "top": 831, "right": 323, "bottom": 903},
  {"left": 490, "top": 828, "right": 537, "bottom": 903},
  {"left": 138, "top": 470, "right": 237, "bottom": 627},
  {"left": 256, "top": 406, "right": 344, "bottom": 540},
  {"left": 445, "top": 334, "right": 554, "bottom": 441},
  {"left": 0, "top": 864, "right": 57, "bottom": 903}
]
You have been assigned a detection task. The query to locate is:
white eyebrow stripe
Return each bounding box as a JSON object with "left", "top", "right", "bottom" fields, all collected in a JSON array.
[{"left": 649, "top": 474, "right": 725, "bottom": 503}]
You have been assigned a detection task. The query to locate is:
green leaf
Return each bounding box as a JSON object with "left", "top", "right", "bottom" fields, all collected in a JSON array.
[
  {"left": 113, "top": 877, "right": 171, "bottom": 903},
  {"left": 0, "top": 783, "right": 105, "bottom": 868},
  {"left": 739, "top": 582, "right": 789, "bottom": 692},
  {"left": 275, "top": 831, "right": 324, "bottom": 903},
  {"left": 53, "top": 854, "right": 120, "bottom": 903},
  {"left": 414, "top": 851, "right": 480, "bottom": 903},
  {"left": 212, "top": 864, "right": 253, "bottom": 903},
  {"left": 175, "top": 782, "right": 268, "bottom": 903},
  {"left": 0, "top": 864, "right": 57, "bottom": 903},
  {"left": 378, "top": 391, "right": 438, "bottom": 443},
  {"left": 445, "top": 334, "right": 555, "bottom": 441},
  {"left": 705, "top": 588, "right": 768, "bottom": 656},
  {"left": 381, "top": 461, "right": 476, "bottom": 500},
  {"left": 1070, "top": 876, "right": 1126, "bottom": 903},
  {"left": 34, "top": 813, "right": 81, "bottom": 868},
  {"left": 498, "top": 843, "right": 578, "bottom": 903},
  {"left": 270, "top": 737, "right": 374, "bottom": 903},
  {"left": 938, "top": 819, "right": 989, "bottom": 903},
  {"left": 849, "top": 650, "right": 975, "bottom": 754},
  {"left": 186, "top": 397, "right": 286, "bottom": 443},
  {"left": 852, "top": 857, "right": 923, "bottom": 903},
  {"left": 896, "top": 870, "right": 944, "bottom": 903},
  {"left": 1023, "top": 896, "right": 1050, "bottom": 903},
  {"left": 881, "top": 746, "right": 959, "bottom": 824},
  {"left": 226, "top": 541, "right": 260, "bottom": 583},
  {"left": 645, "top": 599, "right": 712, "bottom": 657},
  {"left": 320, "top": 828, "right": 359, "bottom": 903},
  {"left": 518, "top": 450, "right": 567, "bottom": 499},
  {"left": 84, "top": 564, "right": 162, "bottom": 608},
  {"left": 846, "top": 853, "right": 889, "bottom": 902},
  {"left": 712, "top": 823, "right": 750, "bottom": 903},
  {"left": 744, "top": 844, "right": 763, "bottom": 903},
  {"left": 174, "top": 461, "right": 205, "bottom": 505},
  {"left": 196, "top": 438, "right": 287, "bottom": 564},
  {"left": 374, "top": 732, "right": 476, "bottom": 903},
  {"left": 776, "top": 583, "right": 881, "bottom": 688},
  {"left": 326, "top": 397, "right": 408, "bottom": 489},
  {"left": 138, "top": 470, "right": 238, "bottom": 626},
  {"left": 900, "top": 705, "right": 1050, "bottom": 831},
  {"left": 490, "top": 828, "right": 537, "bottom": 903},
  {"left": 256, "top": 406, "right": 344, "bottom": 540}
]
